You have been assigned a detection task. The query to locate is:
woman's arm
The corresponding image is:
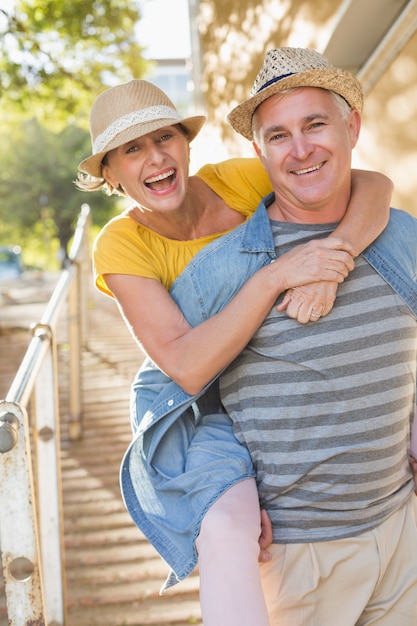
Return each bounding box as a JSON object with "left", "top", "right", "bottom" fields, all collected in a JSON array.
[
  {"left": 336, "top": 169, "right": 392, "bottom": 255},
  {"left": 280, "top": 170, "right": 393, "bottom": 323},
  {"left": 105, "top": 237, "right": 354, "bottom": 395}
]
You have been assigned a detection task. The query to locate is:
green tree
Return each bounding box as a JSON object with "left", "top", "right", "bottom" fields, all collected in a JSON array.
[
  {"left": 0, "top": 118, "right": 120, "bottom": 267},
  {"left": 0, "top": 0, "right": 148, "bottom": 127},
  {"left": 0, "top": 0, "right": 148, "bottom": 265}
]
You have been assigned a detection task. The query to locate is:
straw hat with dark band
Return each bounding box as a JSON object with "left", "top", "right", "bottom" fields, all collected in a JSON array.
[
  {"left": 79, "top": 80, "right": 206, "bottom": 179},
  {"left": 227, "top": 47, "right": 364, "bottom": 141}
]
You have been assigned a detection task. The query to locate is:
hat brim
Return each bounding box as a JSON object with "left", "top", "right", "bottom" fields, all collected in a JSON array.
[
  {"left": 78, "top": 114, "right": 206, "bottom": 178},
  {"left": 227, "top": 68, "right": 364, "bottom": 141}
]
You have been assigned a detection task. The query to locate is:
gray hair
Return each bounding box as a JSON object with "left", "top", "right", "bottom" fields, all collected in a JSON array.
[{"left": 252, "top": 88, "right": 352, "bottom": 147}]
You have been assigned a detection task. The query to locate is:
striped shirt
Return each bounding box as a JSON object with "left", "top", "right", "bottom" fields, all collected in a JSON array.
[{"left": 220, "top": 220, "right": 417, "bottom": 543}]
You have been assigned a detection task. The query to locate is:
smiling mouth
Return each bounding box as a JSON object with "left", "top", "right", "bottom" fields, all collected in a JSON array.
[
  {"left": 292, "top": 162, "right": 324, "bottom": 175},
  {"left": 144, "top": 169, "right": 176, "bottom": 190}
]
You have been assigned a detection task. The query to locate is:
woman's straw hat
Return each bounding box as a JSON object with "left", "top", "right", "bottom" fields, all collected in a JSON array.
[
  {"left": 228, "top": 47, "right": 364, "bottom": 141},
  {"left": 79, "top": 79, "right": 206, "bottom": 178}
]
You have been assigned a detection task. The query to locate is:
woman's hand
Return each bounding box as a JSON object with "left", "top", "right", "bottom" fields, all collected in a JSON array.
[
  {"left": 272, "top": 236, "right": 355, "bottom": 324},
  {"left": 278, "top": 281, "right": 338, "bottom": 324},
  {"left": 268, "top": 237, "right": 355, "bottom": 293}
]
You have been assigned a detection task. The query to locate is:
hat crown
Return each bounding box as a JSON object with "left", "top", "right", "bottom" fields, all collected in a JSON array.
[
  {"left": 89, "top": 80, "right": 180, "bottom": 153},
  {"left": 227, "top": 46, "right": 364, "bottom": 141},
  {"left": 252, "top": 48, "right": 334, "bottom": 95}
]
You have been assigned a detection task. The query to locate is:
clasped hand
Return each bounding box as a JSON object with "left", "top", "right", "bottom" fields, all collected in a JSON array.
[{"left": 277, "top": 237, "right": 356, "bottom": 324}]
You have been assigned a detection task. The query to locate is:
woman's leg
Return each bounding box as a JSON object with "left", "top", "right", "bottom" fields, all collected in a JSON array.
[{"left": 196, "top": 478, "right": 270, "bottom": 626}]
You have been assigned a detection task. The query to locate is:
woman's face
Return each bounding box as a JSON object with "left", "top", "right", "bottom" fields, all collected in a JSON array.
[{"left": 102, "top": 124, "right": 191, "bottom": 213}]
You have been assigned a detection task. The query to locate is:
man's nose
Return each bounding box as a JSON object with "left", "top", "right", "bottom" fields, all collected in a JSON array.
[{"left": 290, "top": 134, "right": 314, "bottom": 160}]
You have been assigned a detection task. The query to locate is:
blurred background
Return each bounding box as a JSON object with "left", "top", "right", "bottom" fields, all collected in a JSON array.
[{"left": 1, "top": 0, "right": 416, "bottom": 276}]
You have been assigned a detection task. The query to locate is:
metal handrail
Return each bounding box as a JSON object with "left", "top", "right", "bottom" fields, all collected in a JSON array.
[{"left": 0, "top": 203, "right": 91, "bottom": 626}]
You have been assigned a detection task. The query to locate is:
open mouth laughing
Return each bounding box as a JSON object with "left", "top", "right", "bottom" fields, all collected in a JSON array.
[{"left": 144, "top": 168, "right": 176, "bottom": 191}]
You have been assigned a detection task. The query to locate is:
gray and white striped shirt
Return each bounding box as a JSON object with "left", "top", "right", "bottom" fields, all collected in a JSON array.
[{"left": 220, "top": 220, "right": 417, "bottom": 543}]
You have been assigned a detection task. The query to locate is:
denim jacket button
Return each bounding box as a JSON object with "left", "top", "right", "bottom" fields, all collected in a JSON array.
[{"left": 167, "top": 399, "right": 174, "bottom": 407}]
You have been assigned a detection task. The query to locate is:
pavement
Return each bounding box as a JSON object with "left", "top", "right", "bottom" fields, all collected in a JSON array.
[
  {"left": 0, "top": 273, "right": 203, "bottom": 626},
  {"left": 0, "top": 271, "right": 60, "bottom": 331}
]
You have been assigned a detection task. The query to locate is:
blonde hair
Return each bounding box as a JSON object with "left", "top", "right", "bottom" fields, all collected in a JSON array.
[{"left": 75, "top": 165, "right": 126, "bottom": 196}]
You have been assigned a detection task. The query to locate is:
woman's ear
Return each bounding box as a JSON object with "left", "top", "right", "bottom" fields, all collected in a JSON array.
[{"left": 102, "top": 163, "right": 120, "bottom": 189}]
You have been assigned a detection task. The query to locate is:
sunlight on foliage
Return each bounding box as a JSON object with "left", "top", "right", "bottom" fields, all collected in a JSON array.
[
  {"left": 0, "top": 0, "right": 149, "bottom": 266},
  {"left": 0, "top": 0, "right": 149, "bottom": 129}
]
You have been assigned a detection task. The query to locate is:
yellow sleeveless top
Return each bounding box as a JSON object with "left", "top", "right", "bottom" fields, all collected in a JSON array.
[{"left": 93, "top": 158, "right": 272, "bottom": 296}]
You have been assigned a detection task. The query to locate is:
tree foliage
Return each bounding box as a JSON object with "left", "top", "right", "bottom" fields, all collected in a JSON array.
[
  {"left": 0, "top": 0, "right": 148, "bottom": 265},
  {"left": 0, "top": 0, "right": 148, "bottom": 127},
  {"left": 0, "top": 118, "right": 120, "bottom": 265}
]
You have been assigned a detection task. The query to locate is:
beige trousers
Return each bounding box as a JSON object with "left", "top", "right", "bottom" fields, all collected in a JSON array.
[{"left": 261, "top": 495, "right": 417, "bottom": 625}]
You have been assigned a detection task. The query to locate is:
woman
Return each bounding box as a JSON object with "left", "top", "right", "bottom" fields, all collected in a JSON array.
[{"left": 76, "top": 79, "right": 391, "bottom": 625}]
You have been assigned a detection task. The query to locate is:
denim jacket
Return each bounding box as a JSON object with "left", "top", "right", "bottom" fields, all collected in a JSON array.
[{"left": 120, "top": 196, "right": 417, "bottom": 590}]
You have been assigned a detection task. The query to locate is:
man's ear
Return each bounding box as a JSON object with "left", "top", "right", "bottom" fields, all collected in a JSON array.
[
  {"left": 349, "top": 109, "right": 362, "bottom": 149},
  {"left": 253, "top": 141, "right": 262, "bottom": 158},
  {"left": 253, "top": 140, "right": 268, "bottom": 164}
]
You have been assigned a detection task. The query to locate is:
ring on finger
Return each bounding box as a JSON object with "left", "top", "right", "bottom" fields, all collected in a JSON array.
[{"left": 310, "top": 306, "right": 323, "bottom": 319}]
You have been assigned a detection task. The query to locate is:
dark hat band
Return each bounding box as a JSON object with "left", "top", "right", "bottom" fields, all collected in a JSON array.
[{"left": 257, "top": 72, "right": 295, "bottom": 93}]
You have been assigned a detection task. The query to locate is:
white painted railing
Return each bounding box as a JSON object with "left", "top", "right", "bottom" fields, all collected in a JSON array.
[{"left": 0, "top": 204, "right": 91, "bottom": 626}]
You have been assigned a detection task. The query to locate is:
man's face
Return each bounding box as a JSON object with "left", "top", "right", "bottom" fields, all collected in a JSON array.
[{"left": 252, "top": 87, "right": 361, "bottom": 222}]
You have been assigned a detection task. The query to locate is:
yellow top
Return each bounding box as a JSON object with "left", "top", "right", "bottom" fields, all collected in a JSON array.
[{"left": 93, "top": 158, "right": 272, "bottom": 296}]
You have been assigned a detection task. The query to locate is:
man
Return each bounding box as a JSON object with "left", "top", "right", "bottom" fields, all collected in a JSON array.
[
  {"left": 120, "top": 47, "right": 417, "bottom": 624},
  {"left": 220, "top": 47, "right": 417, "bottom": 624},
  {"left": 168, "top": 47, "right": 417, "bottom": 623}
]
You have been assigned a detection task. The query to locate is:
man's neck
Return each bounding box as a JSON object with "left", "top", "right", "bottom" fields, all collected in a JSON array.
[{"left": 267, "top": 193, "right": 349, "bottom": 224}]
